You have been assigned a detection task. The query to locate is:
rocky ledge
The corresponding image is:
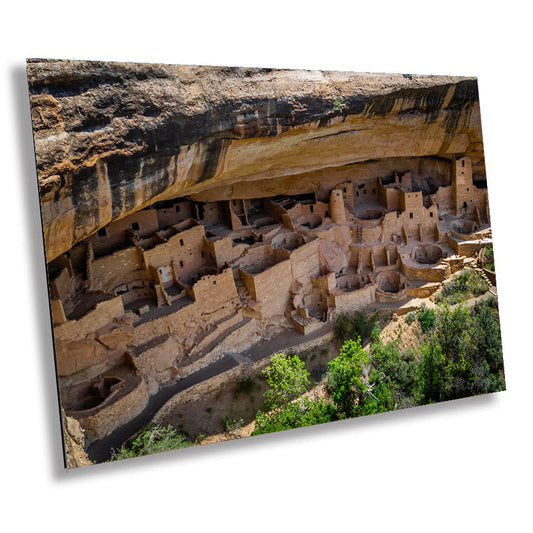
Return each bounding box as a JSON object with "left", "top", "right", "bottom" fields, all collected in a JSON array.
[{"left": 27, "top": 59, "right": 484, "bottom": 261}]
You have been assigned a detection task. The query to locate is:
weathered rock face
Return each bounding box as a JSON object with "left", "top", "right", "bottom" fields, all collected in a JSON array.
[
  {"left": 27, "top": 60, "right": 485, "bottom": 262},
  {"left": 61, "top": 409, "right": 92, "bottom": 468}
]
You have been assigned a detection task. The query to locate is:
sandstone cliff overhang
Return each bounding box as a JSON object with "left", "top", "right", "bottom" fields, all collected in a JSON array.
[{"left": 27, "top": 60, "right": 484, "bottom": 262}]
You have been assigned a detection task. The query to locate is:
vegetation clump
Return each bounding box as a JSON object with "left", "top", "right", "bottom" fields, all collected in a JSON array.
[
  {"left": 435, "top": 268, "right": 489, "bottom": 304},
  {"left": 417, "top": 306, "right": 436, "bottom": 333},
  {"left": 223, "top": 416, "right": 244, "bottom": 434},
  {"left": 484, "top": 245, "right": 495, "bottom": 271},
  {"left": 110, "top": 424, "right": 192, "bottom": 460},
  {"left": 326, "top": 338, "right": 368, "bottom": 418},
  {"left": 416, "top": 302, "right": 505, "bottom": 402},
  {"left": 334, "top": 310, "right": 381, "bottom": 345},
  {"left": 251, "top": 300, "right": 504, "bottom": 437},
  {"left": 253, "top": 397, "right": 335, "bottom": 435},
  {"left": 263, "top": 352, "right": 309, "bottom": 411},
  {"left": 332, "top": 97, "right": 345, "bottom": 114},
  {"left": 252, "top": 352, "right": 335, "bottom": 436}
]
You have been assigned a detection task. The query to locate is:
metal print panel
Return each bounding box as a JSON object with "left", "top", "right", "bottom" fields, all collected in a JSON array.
[{"left": 27, "top": 59, "right": 505, "bottom": 468}]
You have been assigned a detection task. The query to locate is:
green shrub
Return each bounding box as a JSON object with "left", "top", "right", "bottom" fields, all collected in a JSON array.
[
  {"left": 223, "top": 416, "right": 244, "bottom": 433},
  {"left": 110, "top": 424, "right": 192, "bottom": 460},
  {"left": 416, "top": 303, "right": 505, "bottom": 403},
  {"left": 252, "top": 398, "right": 335, "bottom": 436},
  {"left": 470, "top": 300, "right": 504, "bottom": 375},
  {"left": 334, "top": 310, "right": 380, "bottom": 344},
  {"left": 371, "top": 323, "right": 382, "bottom": 341},
  {"left": 370, "top": 339, "right": 417, "bottom": 396},
  {"left": 418, "top": 308, "right": 436, "bottom": 333},
  {"left": 484, "top": 245, "right": 495, "bottom": 271},
  {"left": 263, "top": 352, "right": 310, "bottom": 411},
  {"left": 332, "top": 97, "right": 345, "bottom": 114},
  {"left": 326, "top": 339, "right": 369, "bottom": 418},
  {"left": 357, "top": 382, "right": 397, "bottom": 415},
  {"left": 468, "top": 270, "right": 489, "bottom": 296},
  {"left": 406, "top": 311, "right": 416, "bottom": 325},
  {"left": 436, "top": 269, "right": 488, "bottom": 304}
]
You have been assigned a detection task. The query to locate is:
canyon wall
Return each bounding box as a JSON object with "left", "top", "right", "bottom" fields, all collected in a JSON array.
[{"left": 27, "top": 60, "right": 485, "bottom": 262}]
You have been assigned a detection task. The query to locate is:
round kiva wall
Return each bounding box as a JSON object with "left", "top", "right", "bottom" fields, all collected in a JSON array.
[{"left": 412, "top": 244, "right": 443, "bottom": 265}]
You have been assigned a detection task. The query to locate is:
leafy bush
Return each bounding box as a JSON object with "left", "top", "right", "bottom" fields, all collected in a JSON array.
[
  {"left": 484, "top": 245, "right": 495, "bottom": 271},
  {"left": 371, "top": 322, "right": 382, "bottom": 341},
  {"left": 332, "top": 97, "right": 345, "bottom": 114},
  {"left": 263, "top": 352, "right": 310, "bottom": 411},
  {"left": 252, "top": 398, "right": 335, "bottom": 435},
  {"left": 418, "top": 308, "right": 436, "bottom": 333},
  {"left": 436, "top": 269, "right": 488, "bottom": 304},
  {"left": 468, "top": 270, "right": 489, "bottom": 296},
  {"left": 326, "top": 338, "right": 369, "bottom": 418},
  {"left": 357, "top": 382, "right": 397, "bottom": 415},
  {"left": 406, "top": 311, "right": 416, "bottom": 325},
  {"left": 223, "top": 416, "right": 244, "bottom": 434},
  {"left": 416, "top": 303, "right": 505, "bottom": 403},
  {"left": 110, "top": 424, "right": 192, "bottom": 460},
  {"left": 470, "top": 300, "right": 504, "bottom": 375},
  {"left": 252, "top": 351, "right": 335, "bottom": 436},
  {"left": 334, "top": 310, "right": 380, "bottom": 344},
  {"left": 370, "top": 339, "right": 417, "bottom": 396}
]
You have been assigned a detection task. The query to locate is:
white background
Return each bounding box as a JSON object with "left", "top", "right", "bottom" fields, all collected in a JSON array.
[{"left": 1, "top": 1, "right": 531, "bottom": 531}]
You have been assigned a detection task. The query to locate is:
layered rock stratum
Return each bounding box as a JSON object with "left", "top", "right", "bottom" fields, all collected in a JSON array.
[
  {"left": 61, "top": 409, "right": 92, "bottom": 468},
  {"left": 27, "top": 59, "right": 484, "bottom": 262}
]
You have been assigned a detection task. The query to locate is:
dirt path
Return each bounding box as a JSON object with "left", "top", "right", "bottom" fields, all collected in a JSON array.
[{"left": 86, "top": 321, "right": 335, "bottom": 463}]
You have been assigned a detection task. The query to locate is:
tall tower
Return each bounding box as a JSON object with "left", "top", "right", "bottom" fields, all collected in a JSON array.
[
  {"left": 330, "top": 189, "right": 347, "bottom": 224},
  {"left": 452, "top": 156, "right": 474, "bottom": 216}
]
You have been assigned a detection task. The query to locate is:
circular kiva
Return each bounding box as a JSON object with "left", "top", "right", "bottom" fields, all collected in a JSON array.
[
  {"left": 376, "top": 270, "right": 403, "bottom": 293},
  {"left": 412, "top": 244, "right": 443, "bottom": 265}
]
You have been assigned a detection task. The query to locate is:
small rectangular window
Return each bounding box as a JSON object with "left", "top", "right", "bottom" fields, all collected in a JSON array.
[
  {"left": 180, "top": 239, "right": 184, "bottom": 246},
  {"left": 430, "top": 212, "right": 434, "bottom": 218},
  {"left": 201, "top": 251, "right": 205, "bottom": 258},
  {"left": 175, "top": 205, "right": 180, "bottom": 212},
  {"left": 410, "top": 213, "right": 413, "bottom": 219},
  {"left": 131, "top": 222, "right": 140, "bottom": 231},
  {"left": 179, "top": 260, "right": 184, "bottom": 268},
  {"left": 98, "top": 228, "right": 107, "bottom": 237}
]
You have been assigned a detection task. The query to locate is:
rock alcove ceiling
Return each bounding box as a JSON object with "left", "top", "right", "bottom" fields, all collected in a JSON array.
[{"left": 27, "top": 60, "right": 484, "bottom": 262}]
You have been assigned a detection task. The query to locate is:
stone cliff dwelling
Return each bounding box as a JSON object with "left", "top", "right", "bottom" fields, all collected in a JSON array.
[
  {"left": 27, "top": 61, "right": 494, "bottom": 457},
  {"left": 48, "top": 155, "right": 491, "bottom": 442}
]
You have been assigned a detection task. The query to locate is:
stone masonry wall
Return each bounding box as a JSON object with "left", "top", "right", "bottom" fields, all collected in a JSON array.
[
  {"left": 91, "top": 246, "right": 147, "bottom": 292},
  {"left": 54, "top": 296, "right": 125, "bottom": 342},
  {"left": 77, "top": 378, "right": 149, "bottom": 442}
]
